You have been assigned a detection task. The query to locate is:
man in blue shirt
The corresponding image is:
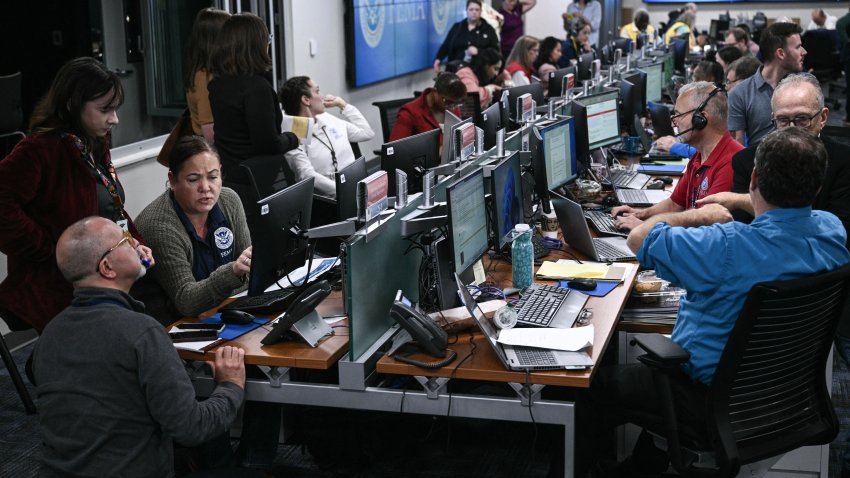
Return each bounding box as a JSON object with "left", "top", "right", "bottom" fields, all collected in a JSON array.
[{"left": 578, "top": 128, "right": 850, "bottom": 476}]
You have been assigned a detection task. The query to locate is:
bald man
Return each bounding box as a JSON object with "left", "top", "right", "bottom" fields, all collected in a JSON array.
[{"left": 34, "top": 217, "right": 246, "bottom": 477}]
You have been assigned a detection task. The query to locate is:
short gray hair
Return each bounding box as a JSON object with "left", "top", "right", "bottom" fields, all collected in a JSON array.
[
  {"left": 679, "top": 81, "right": 728, "bottom": 130},
  {"left": 56, "top": 217, "right": 111, "bottom": 285},
  {"left": 772, "top": 73, "right": 824, "bottom": 111}
]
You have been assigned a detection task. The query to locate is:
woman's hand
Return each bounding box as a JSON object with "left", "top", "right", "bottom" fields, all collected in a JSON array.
[
  {"left": 322, "top": 95, "right": 346, "bottom": 110},
  {"left": 466, "top": 46, "right": 479, "bottom": 58},
  {"left": 433, "top": 59, "right": 441, "bottom": 75},
  {"left": 232, "top": 246, "right": 253, "bottom": 277}
]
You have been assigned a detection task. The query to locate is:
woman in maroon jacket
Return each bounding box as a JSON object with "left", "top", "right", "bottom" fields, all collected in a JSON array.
[{"left": 0, "top": 57, "right": 153, "bottom": 332}]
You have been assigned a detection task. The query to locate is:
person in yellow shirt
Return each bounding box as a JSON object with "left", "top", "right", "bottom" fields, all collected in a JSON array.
[
  {"left": 620, "top": 9, "right": 656, "bottom": 47},
  {"left": 664, "top": 11, "right": 696, "bottom": 50}
]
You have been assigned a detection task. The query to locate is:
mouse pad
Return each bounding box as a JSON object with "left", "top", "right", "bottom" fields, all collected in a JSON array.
[
  {"left": 202, "top": 315, "right": 271, "bottom": 341},
  {"left": 558, "top": 280, "right": 619, "bottom": 297}
]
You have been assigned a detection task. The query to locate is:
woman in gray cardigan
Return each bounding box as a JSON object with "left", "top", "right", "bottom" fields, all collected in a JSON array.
[{"left": 135, "top": 136, "right": 253, "bottom": 321}]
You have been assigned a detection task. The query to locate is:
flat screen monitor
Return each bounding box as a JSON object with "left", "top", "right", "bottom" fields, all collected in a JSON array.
[
  {"left": 248, "top": 177, "right": 314, "bottom": 296},
  {"left": 490, "top": 151, "right": 523, "bottom": 250},
  {"left": 506, "top": 83, "right": 545, "bottom": 124},
  {"left": 623, "top": 70, "right": 647, "bottom": 117},
  {"left": 440, "top": 110, "right": 463, "bottom": 163},
  {"left": 578, "top": 52, "right": 595, "bottom": 81},
  {"left": 537, "top": 117, "right": 577, "bottom": 190},
  {"left": 640, "top": 62, "right": 664, "bottom": 103},
  {"left": 661, "top": 53, "right": 674, "bottom": 87},
  {"left": 447, "top": 169, "right": 489, "bottom": 275},
  {"left": 619, "top": 80, "right": 642, "bottom": 137},
  {"left": 671, "top": 38, "right": 687, "bottom": 74},
  {"left": 335, "top": 156, "right": 367, "bottom": 220},
  {"left": 612, "top": 37, "right": 632, "bottom": 56},
  {"left": 574, "top": 89, "right": 621, "bottom": 151},
  {"left": 477, "top": 100, "right": 502, "bottom": 150},
  {"left": 547, "top": 66, "right": 577, "bottom": 98},
  {"left": 380, "top": 128, "right": 441, "bottom": 195},
  {"left": 709, "top": 19, "right": 730, "bottom": 42}
]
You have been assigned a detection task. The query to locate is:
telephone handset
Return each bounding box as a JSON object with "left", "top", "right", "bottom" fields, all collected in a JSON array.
[
  {"left": 261, "top": 280, "right": 332, "bottom": 345},
  {"left": 389, "top": 290, "right": 448, "bottom": 358}
]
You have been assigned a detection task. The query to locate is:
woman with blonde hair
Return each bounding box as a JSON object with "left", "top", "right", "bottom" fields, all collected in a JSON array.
[{"left": 505, "top": 35, "right": 540, "bottom": 86}]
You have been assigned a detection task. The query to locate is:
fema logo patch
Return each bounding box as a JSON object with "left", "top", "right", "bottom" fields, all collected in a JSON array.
[
  {"left": 360, "top": 0, "right": 385, "bottom": 48},
  {"left": 432, "top": 0, "right": 450, "bottom": 36},
  {"left": 700, "top": 177, "right": 709, "bottom": 192},
  {"left": 213, "top": 227, "right": 234, "bottom": 251}
]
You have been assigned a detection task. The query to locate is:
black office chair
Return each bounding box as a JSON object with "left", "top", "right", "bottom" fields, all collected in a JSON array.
[
  {"left": 0, "top": 72, "right": 25, "bottom": 158},
  {"left": 802, "top": 30, "right": 842, "bottom": 111},
  {"left": 0, "top": 316, "right": 36, "bottom": 414},
  {"left": 631, "top": 263, "right": 850, "bottom": 477},
  {"left": 372, "top": 97, "right": 415, "bottom": 144}
]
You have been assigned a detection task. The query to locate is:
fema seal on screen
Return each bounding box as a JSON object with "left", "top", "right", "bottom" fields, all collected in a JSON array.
[
  {"left": 359, "top": 0, "right": 385, "bottom": 48},
  {"left": 214, "top": 227, "right": 234, "bottom": 251},
  {"left": 432, "top": 0, "right": 450, "bottom": 35}
]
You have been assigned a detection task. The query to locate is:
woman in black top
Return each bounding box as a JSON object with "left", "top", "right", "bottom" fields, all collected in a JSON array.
[
  {"left": 433, "top": 0, "right": 499, "bottom": 74},
  {"left": 208, "top": 13, "right": 298, "bottom": 227}
]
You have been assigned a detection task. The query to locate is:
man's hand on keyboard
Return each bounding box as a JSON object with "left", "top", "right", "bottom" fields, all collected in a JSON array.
[
  {"left": 614, "top": 212, "right": 645, "bottom": 231},
  {"left": 611, "top": 205, "right": 648, "bottom": 220}
]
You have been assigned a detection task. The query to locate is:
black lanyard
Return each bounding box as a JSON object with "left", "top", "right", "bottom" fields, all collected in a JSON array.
[{"left": 312, "top": 125, "right": 338, "bottom": 173}]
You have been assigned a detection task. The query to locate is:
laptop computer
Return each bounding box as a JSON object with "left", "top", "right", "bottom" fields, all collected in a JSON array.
[
  {"left": 597, "top": 153, "right": 670, "bottom": 206},
  {"left": 454, "top": 273, "right": 593, "bottom": 370},
  {"left": 634, "top": 116, "right": 687, "bottom": 165},
  {"left": 551, "top": 192, "right": 637, "bottom": 262}
]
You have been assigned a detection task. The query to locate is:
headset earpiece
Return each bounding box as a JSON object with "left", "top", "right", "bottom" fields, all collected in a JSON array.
[{"left": 689, "top": 84, "right": 725, "bottom": 132}]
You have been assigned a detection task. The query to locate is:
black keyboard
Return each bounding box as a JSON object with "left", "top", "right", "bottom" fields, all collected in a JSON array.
[
  {"left": 585, "top": 210, "right": 628, "bottom": 237},
  {"left": 220, "top": 287, "right": 296, "bottom": 316},
  {"left": 513, "top": 283, "right": 570, "bottom": 327},
  {"left": 531, "top": 235, "right": 550, "bottom": 259}
]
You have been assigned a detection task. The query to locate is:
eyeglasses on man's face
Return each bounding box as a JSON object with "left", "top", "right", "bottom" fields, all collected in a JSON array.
[
  {"left": 96, "top": 230, "right": 134, "bottom": 273},
  {"left": 771, "top": 111, "right": 820, "bottom": 128}
]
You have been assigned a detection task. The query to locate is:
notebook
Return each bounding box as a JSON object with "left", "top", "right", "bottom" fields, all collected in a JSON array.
[
  {"left": 551, "top": 192, "right": 637, "bottom": 262},
  {"left": 454, "top": 273, "right": 593, "bottom": 370}
]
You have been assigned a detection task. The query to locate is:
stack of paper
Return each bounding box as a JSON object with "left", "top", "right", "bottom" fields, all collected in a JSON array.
[{"left": 536, "top": 260, "right": 633, "bottom": 282}]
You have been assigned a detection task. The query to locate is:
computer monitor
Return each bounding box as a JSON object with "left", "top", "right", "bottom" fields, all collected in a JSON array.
[
  {"left": 440, "top": 110, "right": 463, "bottom": 163},
  {"left": 447, "top": 169, "right": 489, "bottom": 275},
  {"left": 640, "top": 62, "right": 664, "bottom": 103},
  {"left": 380, "top": 128, "right": 441, "bottom": 194},
  {"left": 477, "top": 100, "right": 502, "bottom": 150},
  {"left": 578, "top": 52, "right": 595, "bottom": 82},
  {"left": 532, "top": 117, "right": 577, "bottom": 212},
  {"left": 248, "top": 177, "right": 314, "bottom": 296},
  {"left": 623, "top": 70, "right": 647, "bottom": 117},
  {"left": 573, "top": 89, "right": 621, "bottom": 152},
  {"left": 547, "top": 66, "right": 577, "bottom": 98},
  {"left": 505, "top": 83, "right": 545, "bottom": 125},
  {"left": 335, "top": 156, "right": 367, "bottom": 220},
  {"left": 505, "top": 129, "right": 522, "bottom": 153},
  {"left": 661, "top": 53, "right": 674, "bottom": 87},
  {"left": 709, "top": 19, "right": 730, "bottom": 42},
  {"left": 490, "top": 151, "right": 523, "bottom": 250},
  {"left": 618, "top": 79, "right": 640, "bottom": 137},
  {"left": 612, "top": 37, "right": 632, "bottom": 56},
  {"left": 671, "top": 38, "right": 687, "bottom": 74}
]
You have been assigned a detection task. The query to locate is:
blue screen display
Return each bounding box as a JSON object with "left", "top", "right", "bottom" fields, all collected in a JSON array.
[{"left": 349, "top": 0, "right": 466, "bottom": 87}]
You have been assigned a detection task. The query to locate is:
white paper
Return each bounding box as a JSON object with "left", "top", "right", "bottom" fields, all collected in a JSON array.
[
  {"left": 497, "top": 324, "right": 594, "bottom": 352},
  {"left": 172, "top": 339, "right": 220, "bottom": 353},
  {"left": 266, "top": 257, "right": 339, "bottom": 292}
]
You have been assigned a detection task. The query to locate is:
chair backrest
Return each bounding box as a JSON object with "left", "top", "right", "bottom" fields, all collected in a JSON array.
[
  {"left": 708, "top": 263, "right": 850, "bottom": 476},
  {"left": 239, "top": 154, "right": 293, "bottom": 201},
  {"left": 802, "top": 30, "right": 841, "bottom": 73},
  {"left": 0, "top": 72, "right": 24, "bottom": 133},
  {"left": 372, "top": 97, "right": 415, "bottom": 142}
]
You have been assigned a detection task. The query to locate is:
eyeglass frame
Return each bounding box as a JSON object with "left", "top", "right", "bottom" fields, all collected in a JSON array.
[
  {"left": 96, "top": 230, "right": 134, "bottom": 273},
  {"left": 771, "top": 111, "right": 821, "bottom": 128}
]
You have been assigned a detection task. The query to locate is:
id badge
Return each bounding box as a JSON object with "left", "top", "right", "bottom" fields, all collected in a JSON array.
[{"left": 117, "top": 219, "right": 129, "bottom": 232}]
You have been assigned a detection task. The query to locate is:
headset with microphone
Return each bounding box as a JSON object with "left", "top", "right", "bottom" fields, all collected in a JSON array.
[{"left": 675, "top": 84, "right": 726, "bottom": 137}]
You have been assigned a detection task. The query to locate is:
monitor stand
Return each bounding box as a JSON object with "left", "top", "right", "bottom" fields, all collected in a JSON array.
[{"left": 290, "top": 310, "right": 333, "bottom": 347}]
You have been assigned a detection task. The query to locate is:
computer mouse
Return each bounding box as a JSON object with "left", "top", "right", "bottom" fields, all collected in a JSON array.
[
  {"left": 646, "top": 180, "right": 665, "bottom": 190},
  {"left": 567, "top": 278, "right": 597, "bottom": 291},
  {"left": 220, "top": 309, "right": 256, "bottom": 325},
  {"left": 658, "top": 176, "right": 674, "bottom": 185}
]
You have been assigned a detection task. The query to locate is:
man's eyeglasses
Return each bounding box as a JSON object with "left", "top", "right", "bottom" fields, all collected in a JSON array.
[
  {"left": 772, "top": 112, "right": 820, "bottom": 128},
  {"left": 96, "top": 231, "right": 133, "bottom": 273},
  {"left": 671, "top": 107, "right": 696, "bottom": 121}
]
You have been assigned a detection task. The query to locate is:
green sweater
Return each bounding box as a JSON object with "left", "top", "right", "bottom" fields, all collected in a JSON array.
[{"left": 135, "top": 187, "right": 250, "bottom": 317}]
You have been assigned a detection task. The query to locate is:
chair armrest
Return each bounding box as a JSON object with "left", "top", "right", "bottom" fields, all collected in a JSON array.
[{"left": 634, "top": 333, "right": 690, "bottom": 369}]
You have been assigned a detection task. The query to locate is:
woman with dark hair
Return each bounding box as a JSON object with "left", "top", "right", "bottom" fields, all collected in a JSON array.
[
  {"left": 498, "top": 0, "right": 537, "bottom": 59},
  {"left": 0, "top": 57, "right": 153, "bottom": 332},
  {"left": 390, "top": 73, "right": 467, "bottom": 142},
  {"left": 208, "top": 13, "right": 299, "bottom": 224},
  {"left": 433, "top": 0, "right": 499, "bottom": 73},
  {"left": 716, "top": 45, "right": 744, "bottom": 73},
  {"left": 455, "top": 48, "right": 506, "bottom": 106},
  {"left": 534, "top": 36, "right": 563, "bottom": 95},
  {"left": 134, "top": 136, "right": 252, "bottom": 321},
  {"left": 505, "top": 35, "right": 540, "bottom": 86},
  {"left": 559, "top": 17, "right": 593, "bottom": 68},
  {"left": 184, "top": 7, "right": 230, "bottom": 143}
]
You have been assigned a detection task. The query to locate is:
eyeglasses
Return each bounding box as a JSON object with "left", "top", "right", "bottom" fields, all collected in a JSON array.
[
  {"left": 772, "top": 112, "right": 820, "bottom": 128},
  {"left": 671, "top": 107, "right": 697, "bottom": 121},
  {"left": 96, "top": 230, "right": 133, "bottom": 273},
  {"left": 442, "top": 96, "right": 465, "bottom": 108}
]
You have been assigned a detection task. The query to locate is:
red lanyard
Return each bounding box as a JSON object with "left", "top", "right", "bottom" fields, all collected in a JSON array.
[{"left": 64, "top": 133, "right": 126, "bottom": 219}]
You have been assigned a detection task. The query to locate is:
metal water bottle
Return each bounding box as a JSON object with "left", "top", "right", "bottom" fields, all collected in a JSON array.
[{"left": 511, "top": 224, "right": 533, "bottom": 290}]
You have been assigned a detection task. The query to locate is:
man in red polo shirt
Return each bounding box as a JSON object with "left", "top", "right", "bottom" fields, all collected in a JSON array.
[{"left": 612, "top": 81, "right": 743, "bottom": 229}]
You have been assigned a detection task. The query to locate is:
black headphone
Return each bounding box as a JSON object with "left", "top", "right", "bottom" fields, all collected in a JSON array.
[{"left": 690, "top": 84, "right": 726, "bottom": 131}]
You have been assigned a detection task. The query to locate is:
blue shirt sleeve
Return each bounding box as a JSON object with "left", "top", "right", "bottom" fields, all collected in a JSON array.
[
  {"left": 637, "top": 222, "right": 730, "bottom": 294},
  {"left": 670, "top": 142, "right": 697, "bottom": 158}
]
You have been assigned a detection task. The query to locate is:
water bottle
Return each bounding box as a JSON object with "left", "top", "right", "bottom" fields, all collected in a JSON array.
[{"left": 511, "top": 224, "right": 533, "bottom": 290}]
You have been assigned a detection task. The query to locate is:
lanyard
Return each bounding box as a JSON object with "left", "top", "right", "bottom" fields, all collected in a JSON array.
[
  {"left": 312, "top": 125, "right": 338, "bottom": 173},
  {"left": 64, "top": 133, "right": 127, "bottom": 220}
]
